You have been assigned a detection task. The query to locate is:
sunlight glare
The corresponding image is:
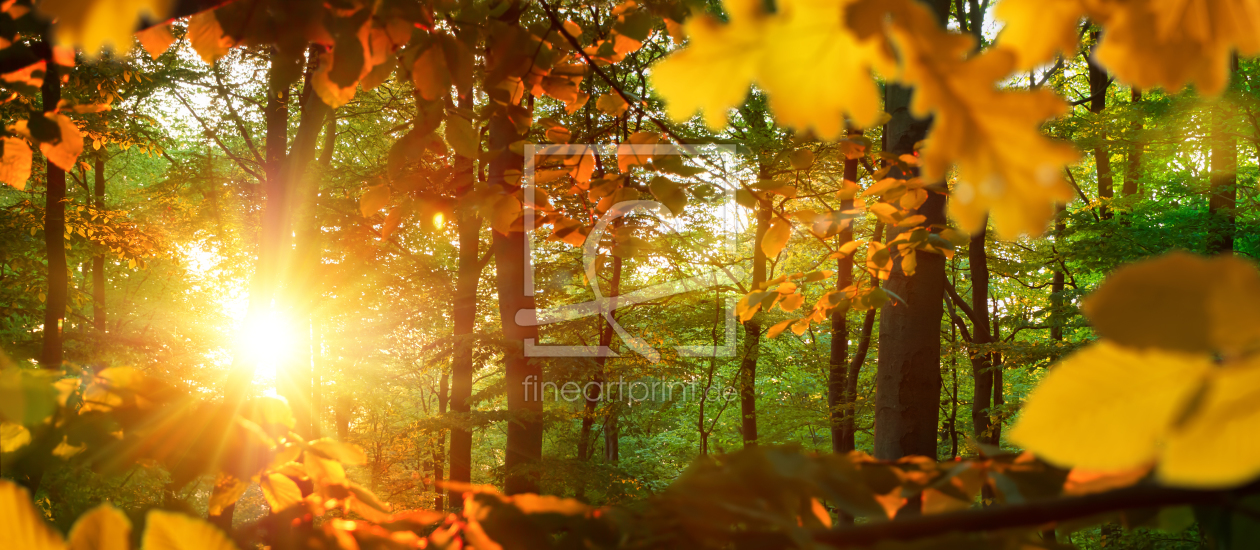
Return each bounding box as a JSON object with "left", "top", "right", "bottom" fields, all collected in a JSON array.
[{"left": 238, "top": 310, "right": 297, "bottom": 384}]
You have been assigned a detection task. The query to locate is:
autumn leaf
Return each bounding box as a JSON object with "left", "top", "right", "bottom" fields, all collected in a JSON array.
[
  {"left": 1083, "top": 252, "right": 1260, "bottom": 354},
  {"left": 360, "top": 185, "right": 390, "bottom": 217},
  {"left": 136, "top": 24, "right": 177, "bottom": 60},
  {"left": 766, "top": 318, "right": 793, "bottom": 338},
  {"left": 142, "top": 509, "right": 239, "bottom": 550},
  {"left": 649, "top": 176, "right": 687, "bottom": 216},
  {"left": 38, "top": 0, "right": 173, "bottom": 55},
  {"left": 0, "top": 480, "right": 65, "bottom": 550},
  {"left": 68, "top": 503, "right": 131, "bottom": 550},
  {"left": 993, "top": 0, "right": 1085, "bottom": 70},
  {"left": 1010, "top": 341, "right": 1211, "bottom": 472},
  {"left": 595, "top": 92, "right": 629, "bottom": 116},
  {"left": 1160, "top": 361, "right": 1260, "bottom": 487},
  {"left": 413, "top": 42, "right": 451, "bottom": 101},
  {"left": 761, "top": 218, "right": 791, "bottom": 258},
  {"left": 38, "top": 114, "right": 85, "bottom": 171},
  {"left": 758, "top": 0, "right": 884, "bottom": 137},
  {"left": 309, "top": 438, "right": 368, "bottom": 465},
  {"left": 650, "top": 0, "right": 766, "bottom": 130},
  {"left": 0, "top": 137, "right": 32, "bottom": 190},
  {"left": 260, "top": 474, "right": 303, "bottom": 512},
  {"left": 445, "top": 116, "right": 479, "bottom": 158},
  {"left": 867, "top": 0, "right": 1077, "bottom": 236},
  {"left": 187, "top": 11, "right": 237, "bottom": 65}
]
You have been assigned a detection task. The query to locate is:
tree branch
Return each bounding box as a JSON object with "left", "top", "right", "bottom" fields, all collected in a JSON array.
[{"left": 808, "top": 481, "right": 1260, "bottom": 548}]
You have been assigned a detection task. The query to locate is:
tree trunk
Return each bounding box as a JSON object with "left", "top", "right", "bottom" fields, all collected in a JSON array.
[
  {"left": 829, "top": 130, "right": 860, "bottom": 453},
  {"left": 740, "top": 196, "right": 770, "bottom": 448},
  {"left": 41, "top": 55, "right": 65, "bottom": 371},
  {"left": 874, "top": 44, "right": 948, "bottom": 460},
  {"left": 434, "top": 372, "right": 448, "bottom": 510},
  {"left": 92, "top": 156, "right": 105, "bottom": 336},
  {"left": 990, "top": 301, "right": 1004, "bottom": 445},
  {"left": 1208, "top": 59, "right": 1238, "bottom": 255},
  {"left": 1088, "top": 33, "right": 1113, "bottom": 219},
  {"left": 604, "top": 411, "right": 619, "bottom": 463},
  {"left": 1123, "top": 90, "right": 1142, "bottom": 197},
  {"left": 577, "top": 244, "right": 620, "bottom": 498},
  {"left": 447, "top": 97, "right": 481, "bottom": 506},
  {"left": 967, "top": 223, "right": 994, "bottom": 445},
  {"left": 1050, "top": 205, "right": 1066, "bottom": 342}
]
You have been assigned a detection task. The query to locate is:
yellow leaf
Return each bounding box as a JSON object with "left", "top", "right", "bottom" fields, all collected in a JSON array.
[
  {"left": 509, "top": 494, "right": 588, "bottom": 516},
  {"left": 488, "top": 194, "right": 522, "bottom": 235},
  {"left": 141, "top": 509, "right": 238, "bottom": 550},
  {"left": 39, "top": 114, "right": 84, "bottom": 171},
  {"left": 445, "top": 116, "right": 479, "bottom": 159},
  {"left": 1009, "top": 341, "right": 1212, "bottom": 471},
  {"left": 1, "top": 422, "right": 31, "bottom": 453},
  {"left": 758, "top": 0, "right": 883, "bottom": 137},
  {"left": 68, "top": 503, "right": 131, "bottom": 550},
  {"left": 207, "top": 474, "right": 249, "bottom": 516},
  {"left": 1160, "top": 361, "right": 1260, "bottom": 487},
  {"left": 595, "top": 92, "right": 628, "bottom": 116},
  {"left": 761, "top": 218, "right": 791, "bottom": 258},
  {"left": 309, "top": 438, "right": 368, "bottom": 465},
  {"left": 779, "top": 293, "right": 804, "bottom": 312},
  {"left": 135, "top": 24, "right": 176, "bottom": 60},
  {"left": 766, "top": 319, "right": 792, "bottom": 339},
  {"left": 0, "top": 479, "right": 66, "bottom": 550},
  {"left": 1082, "top": 253, "right": 1260, "bottom": 355},
  {"left": 305, "top": 454, "right": 346, "bottom": 487},
  {"left": 868, "top": 0, "right": 1076, "bottom": 237},
  {"left": 650, "top": 0, "right": 766, "bottom": 130},
  {"left": 260, "top": 474, "right": 303, "bottom": 512},
  {"left": 360, "top": 184, "right": 390, "bottom": 217},
  {"left": 255, "top": 395, "right": 294, "bottom": 431},
  {"left": 0, "top": 137, "right": 31, "bottom": 190},
  {"left": 37, "top": 0, "right": 173, "bottom": 55},
  {"left": 616, "top": 131, "right": 659, "bottom": 172},
  {"left": 993, "top": 0, "right": 1086, "bottom": 70},
  {"left": 789, "top": 149, "right": 814, "bottom": 170},
  {"left": 186, "top": 11, "right": 236, "bottom": 65},
  {"left": 412, "top": 43, "right": 450, "bottom": 101}
]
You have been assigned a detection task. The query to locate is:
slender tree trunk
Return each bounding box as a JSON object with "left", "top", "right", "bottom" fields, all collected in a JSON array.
[
  {"left": 41, "top": 55, "right": 65, "bottom": 371},
  {"left": 1088, "top": 32, "right": 1113, "bottom": 219},
  {"left": 604, "top": 411, "right": 619, "bottom": 463},
  {"left": 1208, "top": 59, "right": 1238, "bottom": 255},
  {"left": 843, "top": 308, "right": 877, "bottom": 449},
  {"left": 434, "top": 372, "right": 448, "bottom": 510},
  {"left": 1050, "top": 205, "right": 1066, "bottom": 342},
  {"left": 577, "top": 244, "right": 620, "bottom": 498},
  {"left": 829, "top": 130, "right": 860, "bottom": 453},
  {"left": 740, "top": 195, "right": 769, "bottom": 448},
  {"left": 1123, "top": 90, "right": 1142, "bottom": 197},
  {"left": 447, "top": 103, "right": 481, "bottom": 506},
  {"left": 92, "top": 156, "right": 105, "bottom": 336},
  {"left": 990, "top": 300, "right": 1004, "bottom": 444},
  {"left": 874, "top": 32, "right": 948, "bottom": 459},
  {"left": 967, "top": 223, "right": 994, "bottom": 445}
]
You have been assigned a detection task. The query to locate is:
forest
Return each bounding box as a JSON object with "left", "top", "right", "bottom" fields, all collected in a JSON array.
[{"left": 3, "top": 0, "right": 1260, "bottom": 548}]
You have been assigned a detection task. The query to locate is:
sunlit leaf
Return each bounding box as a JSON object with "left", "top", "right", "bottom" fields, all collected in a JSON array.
[
  {"left": 1009, "top": 341, "right": 1212, "bottom": 471},
  {"left": 993, "top": 0, "right": 1085, "bottom": 70},
  {"left": 141, "top": 510, "right": 238, "bottom": 550},
  {"left": 38, "top": 114, "right": 85, "bottom": 171},
  {"left": 1160, "top": 360, "right": 1260, "bottom": 487},
  {"left": 38, "top": 0, "right": 172, "bottom": 55},
  {"left": 260, "top": 474, "right": 303, "bottom": 512},
  {"left": 0, "top": 480, "right": 66, "bottom": 550},
  {"left": 187, "top": 11, "right": 236, "bottom": 65},
  {"left": 761, "top": 218, "right": 791, "bottom": 258},
  {"left": 445, "top": 116, "right": 479, "bottom": 159},
  {"left": 360, "top": 184, "right": 390, "bottom": 217},
  {"left": 309, "top": 438, "right": 368, "bottom": 465},
  {"left": 136, "top": 24, "right": 176, "bottom": 60},
  {"left": 68, "top": 503, "right": 131, "bottom": 550},
  {"left": 0, "top": 137, "right": 32, "bottom": 190}
]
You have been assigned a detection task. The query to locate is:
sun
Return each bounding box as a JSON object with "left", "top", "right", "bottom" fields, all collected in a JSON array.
[{"left": 237, "top": 310, "right": 297, "bottom": 384}]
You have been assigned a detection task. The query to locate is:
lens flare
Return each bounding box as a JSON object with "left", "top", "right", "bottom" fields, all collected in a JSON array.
[{"left": 238, "top": 310, "right": 296, "bottom": 383}]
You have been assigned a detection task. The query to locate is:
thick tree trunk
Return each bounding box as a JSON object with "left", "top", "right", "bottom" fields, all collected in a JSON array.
[
  {"left": 740, "top": 197, "right": 769, "bottom": 448},
  {"left": 41, "top": 58, "right": 65, "bottom": 370},
  {"left": 829, "top": 131, "right": 860, "bottom": 453},
  {"left": 874, "top": 67, "right": 947, "bottom": 460},
  {"left": 967, "top": 224, "right": 994, "bottom": 445},
  {"left": 1088, "top": 33, "right": 1113, "bottom": 219},
  {"left": 92, "top": 156, "right": 105, "bottom": 335}
]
